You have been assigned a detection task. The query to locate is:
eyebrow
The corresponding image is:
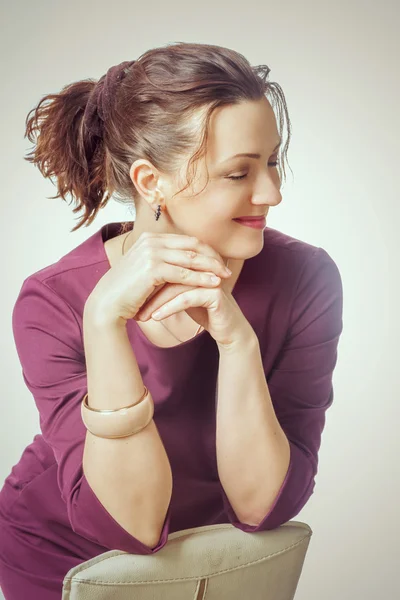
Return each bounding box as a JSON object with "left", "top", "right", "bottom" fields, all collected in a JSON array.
[{"left": 218, "top": 137, "right": 282, "bottom": 164}]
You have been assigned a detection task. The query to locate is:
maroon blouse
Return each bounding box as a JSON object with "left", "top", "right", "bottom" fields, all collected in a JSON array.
[{"left": 0, "top": 222, "right": 343, "bottom": 595}]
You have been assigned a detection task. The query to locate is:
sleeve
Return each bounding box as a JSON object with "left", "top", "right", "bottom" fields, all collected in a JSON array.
[
  {"left": 11, "top": 275, "right": 171, "bottom": 554},
  {"left": 220, "top": 246, "right": 344, "bottom": 532}
]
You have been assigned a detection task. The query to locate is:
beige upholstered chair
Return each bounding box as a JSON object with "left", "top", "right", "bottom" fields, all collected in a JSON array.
[{"left": 62, "top": 520, "right": 312, "bottom": 599}]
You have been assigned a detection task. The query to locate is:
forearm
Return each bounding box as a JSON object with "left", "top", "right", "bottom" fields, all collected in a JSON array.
[
  {"left": 216, "top": 335, "right": 290, "bottom": 526},
  {"left": 82, "top": 303, "right": 173, "bottom": 548}
]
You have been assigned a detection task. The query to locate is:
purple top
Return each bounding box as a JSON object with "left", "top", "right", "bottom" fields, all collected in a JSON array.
[{"left": 0, "top": 222, "right": 343, "bottom": 577}]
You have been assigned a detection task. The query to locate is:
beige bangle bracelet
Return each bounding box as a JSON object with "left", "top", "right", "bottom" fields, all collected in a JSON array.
[{"left": 81, "top": 386, "right": 154, "bottom": 439}]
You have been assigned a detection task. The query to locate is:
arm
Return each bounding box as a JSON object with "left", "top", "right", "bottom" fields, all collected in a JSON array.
[
  {"left": 216, "top": 335, "right": 291, "bottom": 526},
  {"left": 12, "top": 276, "right": 172, "bottom": 554},
  {"left": 82, "top": 304, "right": 173, "bottom": 549},
  {"left": 215, "top": 247, "right": 343, "bottom": 531}
]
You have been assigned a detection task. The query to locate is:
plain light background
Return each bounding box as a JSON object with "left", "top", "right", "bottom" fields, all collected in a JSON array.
[{"left": 1, "top": 1, "right": 398, "bottom": 599}]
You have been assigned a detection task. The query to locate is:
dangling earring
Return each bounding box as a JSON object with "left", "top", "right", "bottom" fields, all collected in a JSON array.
[{"left": 154, "top": 187, "right": 162, "bottom": 221}]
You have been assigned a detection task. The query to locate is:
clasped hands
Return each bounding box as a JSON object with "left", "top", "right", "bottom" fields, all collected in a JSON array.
[{"left": 134, "top": 258, "right": 255, "bottom": 350}]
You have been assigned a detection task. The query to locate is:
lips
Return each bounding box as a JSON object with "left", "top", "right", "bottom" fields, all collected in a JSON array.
[
  {"left": 234, "top": 216, "right": 266, "bottom": 222},
  {"left": 233, "top": 215, "right": 267, "bottom": 230}
]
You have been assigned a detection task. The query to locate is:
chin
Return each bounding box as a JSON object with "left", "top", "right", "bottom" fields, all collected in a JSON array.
[{"left": 227, "top": 233, "right": 265, "bottom": 262}]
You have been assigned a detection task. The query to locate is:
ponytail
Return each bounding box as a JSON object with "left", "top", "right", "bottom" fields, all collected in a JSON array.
[{"left": 24, "top": 78, "right": 111, "bottom": 232}]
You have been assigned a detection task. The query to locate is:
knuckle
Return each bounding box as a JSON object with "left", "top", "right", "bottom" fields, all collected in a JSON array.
[
  {"left": 179, "top": 266, "right": 191, "bottom": 280},
  {"left": 143, "top": 254, "right": 157, "bottom": 278},
  {"left": 143, "top": 268, "right": 155, "bottom": 285},
  {"left": 140, "top": 232, "right": 157, "bottom": 249},
  {"left": 182, "top": 296, "right": 190, "bottom": 308},
  {"left": 186, "top": 249, "right": 197, "bottom": 262},
  {"left": 138, "top": 234, "right": 148, "bottom": 245},
  {"left": 146, "top": 259, "right": 157, "bottom": 273},
  {"left": 144, "top": 249, "right": 156, "bottom": 267}
]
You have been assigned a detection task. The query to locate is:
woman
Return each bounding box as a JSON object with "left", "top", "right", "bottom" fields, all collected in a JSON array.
[{"left": 0, "top": 42, "right": 343, "bottom": 598}]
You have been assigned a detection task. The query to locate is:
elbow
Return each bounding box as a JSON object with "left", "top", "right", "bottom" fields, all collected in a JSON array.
[
  {"left": 147, "top": 527, "right": 166, "bottom": 551},
  {"left": 266, "top": 477, "right": 316, "bottom": 530},
  {"left": 66, "top": 472, "right": 172, "bottom": 554}
]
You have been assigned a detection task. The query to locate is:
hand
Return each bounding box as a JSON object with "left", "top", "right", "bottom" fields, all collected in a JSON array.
[
  {"left": 135, "top": 279, "right": 256, "bottom": 349},
  {"left": 85, "top": 231, "right": 233, "bottom": 324}
]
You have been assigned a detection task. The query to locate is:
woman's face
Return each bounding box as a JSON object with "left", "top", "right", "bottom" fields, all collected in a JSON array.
[
  {"left": 129, "top": 97, "right": 282, "bottom": 262},
  {"left": 167, "top": 97, "right": 283, "bottom": 261}
]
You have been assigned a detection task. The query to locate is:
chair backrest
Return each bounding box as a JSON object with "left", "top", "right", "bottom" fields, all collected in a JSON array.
[{"left": 62, "top": 520, "right": 312, "bottom": 600}]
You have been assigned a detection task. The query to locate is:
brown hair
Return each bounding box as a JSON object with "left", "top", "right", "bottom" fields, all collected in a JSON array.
[{"left": 24, "top": 42, "right": 293, "bottom": 234}]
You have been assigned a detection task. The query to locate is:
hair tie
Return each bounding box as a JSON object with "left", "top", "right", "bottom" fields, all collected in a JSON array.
[{"left": 83, "top": 59, "right": 135, "bottom": 137}]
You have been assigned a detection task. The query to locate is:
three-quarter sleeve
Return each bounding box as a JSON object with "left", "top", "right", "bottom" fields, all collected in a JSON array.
[
  {"left": 220, "top": 246, "right": 343, "bottom": 532},
  {"left": 11, "top": 275, "right": 171, "bottom": 554}
]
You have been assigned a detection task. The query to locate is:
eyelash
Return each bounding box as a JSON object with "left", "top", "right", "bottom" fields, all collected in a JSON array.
[{"left": 227, "top": 160, "right": 280, "bottom": 181}]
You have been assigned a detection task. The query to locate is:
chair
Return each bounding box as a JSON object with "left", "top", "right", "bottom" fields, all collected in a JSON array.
[{"left": 62, "top": 520, "right": 312, "bottom": 599}]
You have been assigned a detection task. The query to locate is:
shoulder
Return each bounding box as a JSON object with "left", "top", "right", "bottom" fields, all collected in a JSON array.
[
  {"left": 262, "top": 227, "right": 343, "bottom": 338},
  {"left": 259, "top": 227, "right": 343, "bottom": 332},
  {"left": 263, "top": 225, "right": 326, "bottom": 262},
  {"left": 13, "top": 225, "right": 110, "bottom": 320},
  {"left": 262, "top": 225, "right": 342, "bottom": 283}
]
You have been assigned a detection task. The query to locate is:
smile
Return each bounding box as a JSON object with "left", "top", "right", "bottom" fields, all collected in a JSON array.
[{"left": 233, "top": 217, "right": 266, "bottom": 229}]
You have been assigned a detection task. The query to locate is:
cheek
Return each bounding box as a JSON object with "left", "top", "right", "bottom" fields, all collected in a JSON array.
[
  {"left": 215, "top": 189, "right": 249, "bottom": 215},
  {"left": 195, "top": 184, "right": 248, "bottom": 222}
]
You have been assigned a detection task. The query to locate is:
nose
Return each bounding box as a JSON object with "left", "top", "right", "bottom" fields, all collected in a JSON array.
[
  {"left": 244, "top": 168, "right": 282, "bottom": 213},
  {"left": 252, "top": 170, "right": 282, "bottom": 208},
  {"left": 252, "top": 188, "right": 282, "bottom": 209}
]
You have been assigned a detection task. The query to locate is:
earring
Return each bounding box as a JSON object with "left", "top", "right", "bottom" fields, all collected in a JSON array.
[
  {"left": 155, "top": 204, "right": 162, "bottom": 221},
  {"left": 154, "top": 188, "right": 162, "bottom": 221}
]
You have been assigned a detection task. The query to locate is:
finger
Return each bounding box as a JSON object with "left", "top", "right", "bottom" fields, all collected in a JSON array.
[
  {"left": 137, "top": 284, "right": 196, "bottom": 321},
  {"left": 151, "top": 288, "right": 208, "bottom": 320},
  {"left": 153, "top": 233, "right": 227, "bottom": 269}
]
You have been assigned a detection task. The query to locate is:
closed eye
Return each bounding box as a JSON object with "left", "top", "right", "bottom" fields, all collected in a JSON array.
[{"left": 226, "top": 160, "right": 280, "bottom": 181}]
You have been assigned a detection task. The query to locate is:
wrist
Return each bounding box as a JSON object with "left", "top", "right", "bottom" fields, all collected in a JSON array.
[
  {"left": 84, "top": 297, "right": 127, "bottom": 330},
  {"left": 217, "top": 329, "right": 259, "bottom": 355}
]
